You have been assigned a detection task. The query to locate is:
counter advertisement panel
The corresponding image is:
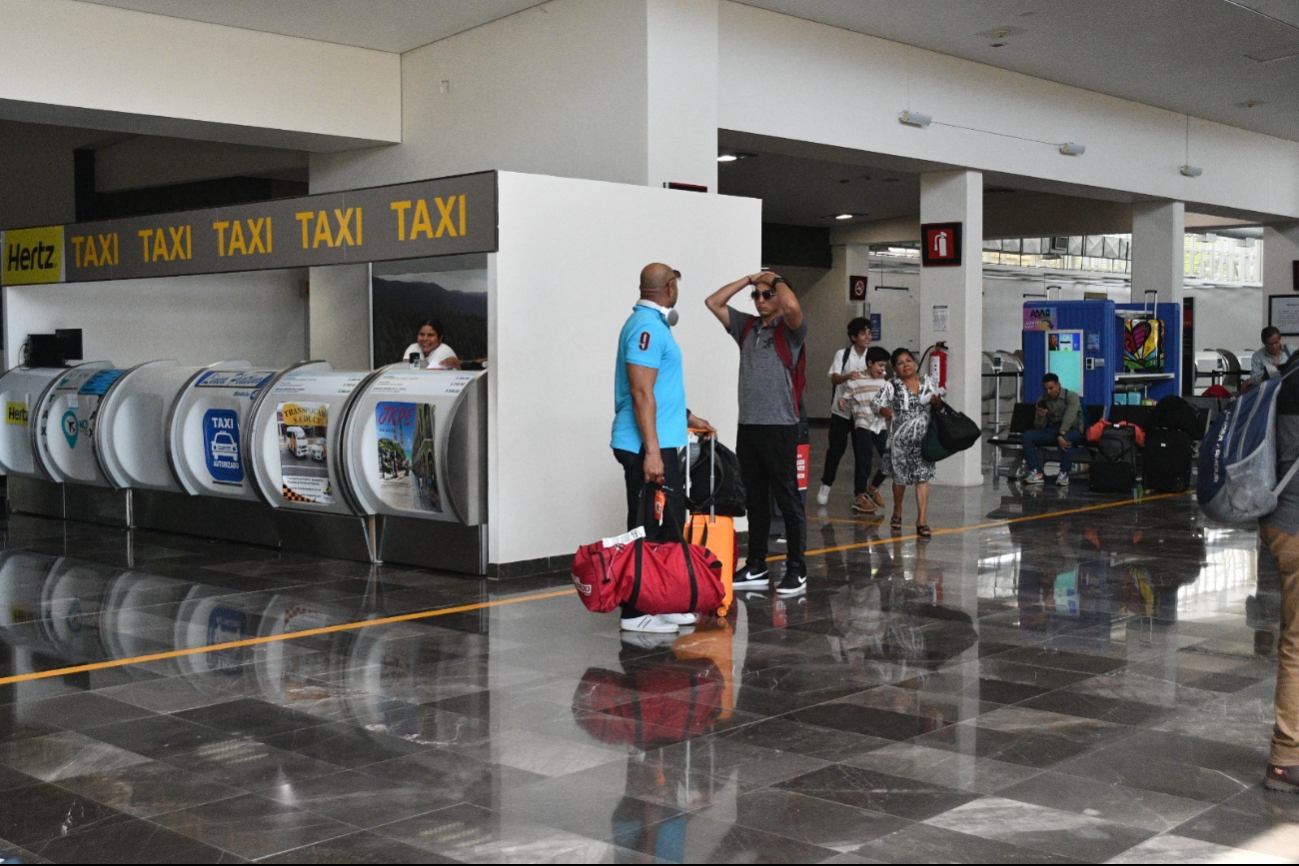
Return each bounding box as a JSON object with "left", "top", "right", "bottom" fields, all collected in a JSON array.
[
  {"left": 277, "top": 402, "right": 332, "bottom": 504},
  {"left": 375, "top": 401, "right": 441, "bottom": 513}
]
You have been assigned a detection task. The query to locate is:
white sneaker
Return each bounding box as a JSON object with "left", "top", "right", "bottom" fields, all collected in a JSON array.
[
  {"left": 816, "top": 483, "right": 832, "bottom": 505},
  {"left": 659, "top": 612, "right": 698, "bottom": 626},
  {"left": 620, "top": 614, "right": 679, "bottom": 633}
]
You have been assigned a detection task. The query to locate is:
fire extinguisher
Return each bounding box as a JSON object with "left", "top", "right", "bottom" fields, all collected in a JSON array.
[{"left": 929, "top": 341, "right": 948, "bottom": 390}]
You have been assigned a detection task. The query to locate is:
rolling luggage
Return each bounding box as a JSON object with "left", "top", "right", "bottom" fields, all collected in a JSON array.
[
  {"left": 1091, "top": 424, "right": 1138, "bottom": 493},
  {"left": 1148, "top": 395, "right": 1200, "bottom": 438},
  {"left": 685, "top": 429, "right": 734, "bottom": 617},
  {"left": 1144, "top": 428, "right": 1194, "bottom": 493}
]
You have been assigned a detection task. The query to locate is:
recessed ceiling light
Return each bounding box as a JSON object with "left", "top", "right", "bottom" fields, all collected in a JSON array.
[
  {"left": 718, "top": 154, "right": 739, "bottom": 162},
  {"left": 977, "top": 25, "right": 1025, "bottom": 38},
  {"left": 835, "top": 214, "right": 854, "bottom": 220},
  {"left": 717, "top": 152, "right": 756, "bottom": 163}
]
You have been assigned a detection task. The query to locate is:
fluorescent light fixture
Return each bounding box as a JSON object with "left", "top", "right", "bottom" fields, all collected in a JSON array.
[
  {"left": 899, "top": 110, "right": 932, "bottom": 128},
  {"left": 1058, "top": 142, "right": 1085, "bottom": 156},
  {"left": 717, "top": 154, "right": 739, "bottom": 162},
  {"left": 1180, "top": 164, "right": 1203, "bottom": 177},
  {"left": 717, "top": 151, "right": 755, "bottom": 163},
  {"left": 835, "top": 213, "right": 854, "bottom": 220}
]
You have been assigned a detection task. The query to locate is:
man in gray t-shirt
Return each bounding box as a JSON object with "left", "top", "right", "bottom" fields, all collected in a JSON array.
[
  {"left": 706, "top": 270, "right": 809, "bottom": 598},
  {"left": 1260, "top": 358, "right": 1299, "bottom": 793}
]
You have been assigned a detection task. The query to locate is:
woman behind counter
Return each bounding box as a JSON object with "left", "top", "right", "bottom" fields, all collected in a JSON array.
[
  {"left": 871, "top": 347, "right": 944, "bottom": 539},
  {"left": 402, "top": 319, "right": 461, "bottom": 370}
]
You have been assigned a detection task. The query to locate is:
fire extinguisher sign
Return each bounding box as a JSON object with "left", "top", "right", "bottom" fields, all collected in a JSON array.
[{"left": 920, "top": 222, "right": 963, "bottom": 267}]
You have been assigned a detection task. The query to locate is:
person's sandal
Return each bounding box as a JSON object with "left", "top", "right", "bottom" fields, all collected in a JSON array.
[
  {"left": 890, "top": 515, "right": 903, "bottom": 533},
  {"left": 917, "top": 525, "right": 933, "bottom": 539}
]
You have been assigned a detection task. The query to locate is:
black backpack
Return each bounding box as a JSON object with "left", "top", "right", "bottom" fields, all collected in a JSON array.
[
  {"left": 1148, "top": 395, "right": 1199, "bottom": 437},
  {"left": 1092, "top": 425, "right": 1138, "bottom": 493},
  {"left": 686, "top": 438, "right": 746, "bottom": 517}
]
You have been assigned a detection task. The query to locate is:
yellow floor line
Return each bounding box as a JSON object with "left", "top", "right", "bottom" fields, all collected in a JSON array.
[
  {"left": 0, "top": 588, "right": 577, "bottom": 687},
  {"left": 1, "top": 492, "right": 1193, "bottom": 686},
  {"left": 769, "top": 490, "right": 1193, "bottom": 560}
]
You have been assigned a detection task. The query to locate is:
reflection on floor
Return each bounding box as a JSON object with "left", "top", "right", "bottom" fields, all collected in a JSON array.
[{"left": 0, "top": 476, "right": 1294, "bottom": 863}]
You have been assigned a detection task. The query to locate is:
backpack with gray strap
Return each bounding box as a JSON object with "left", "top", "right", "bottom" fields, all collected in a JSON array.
[{"left": 1198, "top": 361, "right": 1299, "bottom": 523}]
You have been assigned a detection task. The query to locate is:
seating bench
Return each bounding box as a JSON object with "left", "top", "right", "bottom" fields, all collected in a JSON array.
[{"left": 988, "top": 401, "right": 1210, "bottom": 490}]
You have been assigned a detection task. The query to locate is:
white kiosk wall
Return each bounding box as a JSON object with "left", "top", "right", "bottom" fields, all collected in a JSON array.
[
  {"left": 3, "top": 270, "right": 309, "bottom": 370},
  {"left": 490, "top": 173, "right": 761, "bottom": 566}
]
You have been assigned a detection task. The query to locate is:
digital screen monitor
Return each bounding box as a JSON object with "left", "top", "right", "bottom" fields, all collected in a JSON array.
[{"left": 1046, "top": 330, "right": 1084, "bottom": 396}]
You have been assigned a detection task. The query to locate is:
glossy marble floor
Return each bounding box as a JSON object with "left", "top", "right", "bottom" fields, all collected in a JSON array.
[{"left": 0, "top": 466, "right": 1294, "bottom": 862}]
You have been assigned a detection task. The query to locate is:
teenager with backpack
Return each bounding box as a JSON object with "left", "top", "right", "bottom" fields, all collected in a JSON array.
[
  {"left": 1256, "top": 358, "right": 1299, "bottom": 793},
  {"left": 705, "top": 270, "right": 809, "bottom": 597},
  {"left": 817, "top": 317, "right": 873, "bottom": 507}
]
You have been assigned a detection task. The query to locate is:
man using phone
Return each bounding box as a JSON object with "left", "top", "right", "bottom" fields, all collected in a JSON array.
[{"left": 1022, "top": 373, "right": 1085, "bottom": 487}]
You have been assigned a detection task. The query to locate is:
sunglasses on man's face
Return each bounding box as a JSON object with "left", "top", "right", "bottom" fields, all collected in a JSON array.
[{"left": 751, "top": 288, "right": 778, "bottom": 301}]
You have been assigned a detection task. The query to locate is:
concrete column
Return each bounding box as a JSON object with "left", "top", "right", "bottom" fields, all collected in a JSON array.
[
  {"left": 1131, "top": 201, "right": 1185, "bottom": 304},
  {"left": 920, "top": 170, "right": 982, "bottom": 487},
  {"left": 646, "top": 0, "right": 719, "bottom": 192},
  {"left": 1263, "top": 222, "right": 1299, "bottom": 328}
]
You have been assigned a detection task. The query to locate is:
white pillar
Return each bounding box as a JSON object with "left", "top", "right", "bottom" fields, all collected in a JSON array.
[
  {"left": 1131, "top": 201, "right": 1185, "bottom": 305},
  {"left": 1263, "top": 222, "right": 1299, "bottom": 329},
  {"left": 920, "top": 170, "right": 982, "bottom": 487},
  {"left": 646, "top": 0, "right": 719, "bottom": 192}
]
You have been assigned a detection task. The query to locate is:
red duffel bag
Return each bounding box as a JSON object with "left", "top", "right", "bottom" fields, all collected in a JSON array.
[
  {"left": 571, "top": 501, "right": 726, "bottom": 616},
  {"left": 573, "top": 660, "right": 723, "bottom": 749}
]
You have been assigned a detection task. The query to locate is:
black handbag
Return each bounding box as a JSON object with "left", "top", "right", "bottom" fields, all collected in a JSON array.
[{"left": 932, "top": 401, "right": 981, "bottom": 453}]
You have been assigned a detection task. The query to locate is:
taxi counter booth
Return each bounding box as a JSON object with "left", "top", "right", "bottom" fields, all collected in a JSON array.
[{"left": 0, "top": 171, "right": 758, "bottom": 577}]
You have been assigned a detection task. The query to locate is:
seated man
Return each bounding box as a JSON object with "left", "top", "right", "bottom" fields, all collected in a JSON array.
[
  {"left": 1251, "top": 326, "right": 1295, "bottom": 386},
  {"left": 1022, "top": 373, "right": 1085, "bottom": 487}
]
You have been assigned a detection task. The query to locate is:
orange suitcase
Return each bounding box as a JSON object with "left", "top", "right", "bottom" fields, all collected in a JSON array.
[
  {"left": 686, "top": 513, "right": 734, "bottom": 616},
  {"left": 686, "top": 428, "right": 735, "bottom": 617}
]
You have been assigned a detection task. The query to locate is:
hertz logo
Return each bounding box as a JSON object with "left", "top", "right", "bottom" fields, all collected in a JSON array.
[
  {"left": 1, "top": 227, "right": 64, "bottom": 285},
  {"left": 5, "top": 403, "right": 27, "bottom": 427}
]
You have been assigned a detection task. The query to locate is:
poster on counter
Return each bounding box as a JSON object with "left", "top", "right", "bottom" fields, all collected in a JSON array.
[
  {"left": 1023, "top": 306, "right": 1057, "bottom": 331},
  {"left": 277, "top": 402, "right": 332, "bottom": 504},
  {"left": 203, "top": 409, "right": 244, "bottom": 486},
  {"left": 375, "top": 401, "right": 442, "bottom": 512}
]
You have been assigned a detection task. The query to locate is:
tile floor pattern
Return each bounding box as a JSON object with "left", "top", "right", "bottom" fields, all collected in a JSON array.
[{"left": 0, "top": 468, "right": 1295, "bottom": 862}]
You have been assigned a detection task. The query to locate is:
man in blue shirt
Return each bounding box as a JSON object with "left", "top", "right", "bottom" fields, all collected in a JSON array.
[{"left": 612, "top": 262, "right": 713, "bottom": 633}]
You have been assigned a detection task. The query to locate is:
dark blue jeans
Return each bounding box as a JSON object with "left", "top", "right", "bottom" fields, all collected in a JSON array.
[{"left": 1023, "top": 428, "right": 1085, "bottom": 473}]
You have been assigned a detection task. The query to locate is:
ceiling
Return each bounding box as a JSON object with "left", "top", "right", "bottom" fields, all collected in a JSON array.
[
  {"left": 736, "top": 0, "right": 1299, "bottom": 142},
  {"left": 78, "top": 0, "right": 545, "bottom": 53},
  {"left": 716, "top": 133, "right": 1261, "bottom": 235},
  {"left": 80, "top": 1, "right": 1299, "bottom": 139}
]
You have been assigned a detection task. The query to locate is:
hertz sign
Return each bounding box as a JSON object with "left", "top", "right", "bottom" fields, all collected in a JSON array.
[
  {"left": 2, "top": 226, "right": 65, "bottom": 285},
  {"left": 0, "top": 172, "right": 497, "bottom": 286}
]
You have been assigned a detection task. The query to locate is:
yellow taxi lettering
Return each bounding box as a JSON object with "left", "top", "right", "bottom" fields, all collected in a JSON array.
[
  {"left": 295, "top": 211, "right": 313, "bottom": 248},
  {"left": 390, "top": 201, "right": 411, "bottom": 241},
  {"left": 312, "top": 211, "right": 334, "bottom": 248},
  {"left": 228, "top": 220, "right": 247, "bottom": 256},
  {"left": 410, "top": 199, "right": 434, "bottom": 240},
  {"left": 213, "top": 221, "right": 230, "bottom": 256}
]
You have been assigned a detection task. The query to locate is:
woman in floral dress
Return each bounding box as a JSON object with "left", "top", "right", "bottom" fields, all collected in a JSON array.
[{"left": 871, "top": 347, "right": 944, "bottom": 538}]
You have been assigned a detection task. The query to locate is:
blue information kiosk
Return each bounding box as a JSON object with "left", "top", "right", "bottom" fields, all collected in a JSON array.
[{"left": 1022, "top": 299, "right": 1181, "bottom": 411}]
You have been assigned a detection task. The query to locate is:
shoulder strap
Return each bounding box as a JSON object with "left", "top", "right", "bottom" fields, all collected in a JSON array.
[
  {"left": 840, "top": 345, "right": 853, "bottom": 373},
  {"left": 740, "top": 316, "right": 756, "bottom": 344}
]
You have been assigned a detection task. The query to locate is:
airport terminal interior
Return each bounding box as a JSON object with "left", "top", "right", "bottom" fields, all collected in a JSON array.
[{"left": 1, "top": 0, "right": 1298, "bottom": 862}]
